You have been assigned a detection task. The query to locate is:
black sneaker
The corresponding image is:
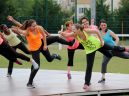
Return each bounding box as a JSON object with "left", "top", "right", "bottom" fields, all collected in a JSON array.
[
  {"left": 53, "top": 54, "right": 61, "bottom": 60},
  {"left": 27, "top": 83, "right": 35, "bottom": 89},
  {"left": 98, "top": 78, "right": 105, "bottom": 83},
  {"left": 69, "top": 39, "right": 75, "bottom": 46}
]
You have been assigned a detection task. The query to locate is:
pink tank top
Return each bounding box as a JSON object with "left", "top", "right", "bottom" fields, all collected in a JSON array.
[
  {"left": 0, "top": 37, "right": 3, "bottom": 45},
  {"left": 65, "top": 29, "right": 79, "bottom": 49}
]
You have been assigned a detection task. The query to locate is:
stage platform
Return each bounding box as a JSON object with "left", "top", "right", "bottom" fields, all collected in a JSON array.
[{"left": 0, "top": 68, "right": 129, "bottom": 96}]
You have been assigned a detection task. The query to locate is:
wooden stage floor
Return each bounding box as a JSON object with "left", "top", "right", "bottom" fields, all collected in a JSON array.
[{"left": 0, "top": 68, "right": 129, "bottom": 96}]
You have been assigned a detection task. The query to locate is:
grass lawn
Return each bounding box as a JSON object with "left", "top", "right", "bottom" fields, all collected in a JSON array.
[{"left": 0, "top": 44, "right": 129, "bottom": 74}]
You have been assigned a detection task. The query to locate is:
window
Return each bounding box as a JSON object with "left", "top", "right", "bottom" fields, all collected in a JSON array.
[{"left": 79, "top": 8, "right": 87, "bottom": 13}]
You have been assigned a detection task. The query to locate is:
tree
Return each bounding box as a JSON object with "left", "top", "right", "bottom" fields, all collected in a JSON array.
[
  {"left": 32, "top": 0, "right": 73, "bottom": 33},
  {"left": 113, "top": 0, "right": 129, "bottom": 34},
  {"left": 0, "top": 0, "right": 17, "bottom": 24},
  {"left": 96, "top": 0, "right": 112, "bottom": 26},
  {"left": 84, "top": 0, "right": 111, "bottom": 26},
  {"left": 9, "top": 0, "right": 34, "bottom": 17}
]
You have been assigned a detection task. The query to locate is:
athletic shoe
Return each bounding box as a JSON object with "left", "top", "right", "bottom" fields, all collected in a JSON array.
[
  {"left": 27, "top": 83, "right": 35, "bottom": 89},
  {"left": 31, "top": 59, "right": 39, "bottom": 70},
  {"left": 98, "top": 78, "right": 105, "bottom": 83},
  {"left": 7, "top": 73, "right": 11, "bottom": 77},
  {"left": 83, "top": 84, "right": 90, "bottom": 91},
  {"left": 15, "top": 60, "right": 22, "bottom": 65},
  {"left": 52, "top": 54, "right": 61, "bottom": 60},
  {"left": 67, "top": 73, "right": 72, "bottom": 79}
]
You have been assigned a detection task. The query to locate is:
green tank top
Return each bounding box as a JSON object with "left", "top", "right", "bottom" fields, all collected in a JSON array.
[{"left": 77, "top": 31, "right": 101, "bottom": 54}]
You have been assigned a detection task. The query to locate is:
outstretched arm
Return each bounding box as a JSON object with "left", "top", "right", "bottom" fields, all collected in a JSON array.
[
  {"left": 110, "top": 31, "right": 119, "bottom": 45},
  {"left": 84, "top": 28, "right": 104, "bottom": 46},
  {"left": 38, "top": 26, "right": 47, "bottom": 50},
  {"left": 7, "top": 15, "right": 23, "bottom": 27},
  {"left": 11, "top": 27, "right": 27, "bottom": 36},
  {"left": 41, "top": 26, "right": 51, "bottom": 36},
  {"left": 59, "top": 31, "right": 76, "bottom": 38}
]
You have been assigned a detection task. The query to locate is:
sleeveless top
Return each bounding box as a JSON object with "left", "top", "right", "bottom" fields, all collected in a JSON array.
[
  {"left": 65, "top": 29, "right": 79, "bottom": 49},
  {"left": 26, "top": 26, "right": 42, "bottom": 51},
  {"left": 77, "top": 31, "right": 101, "bottom": 54},
  {"left": 101, "top": 29, "right": 115, "bottom": 46},
  {"left": 4, "top": 29, "right": 21, "bottom": 46}
]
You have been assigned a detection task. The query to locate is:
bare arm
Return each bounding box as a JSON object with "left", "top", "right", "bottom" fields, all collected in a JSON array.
[
  {"left": 38, "top": 25, "right": 50, "bottom": 36},
  {"left": 11, "top": 27, "right": 27, "bottom": 36},
  {"left": 38, "top": 26, "right": 47, "bottom": 50},
  {"left": 110, "top": 31, "right": 119, "bottom": 45},
  {"left": 59, "top": 31, "right": 76, "bottom": 38},
  {"left": 84, "top": 28, "right": 104, "bottom": 46},
  {"left": 44, "top": 29, "right": 51, "bottom": 36},
  {"left": 7, "top": 16, "right": 23, "bottom": 27},
  {"left": 0, "top": 32, "right": 8, "bottom": 43}
]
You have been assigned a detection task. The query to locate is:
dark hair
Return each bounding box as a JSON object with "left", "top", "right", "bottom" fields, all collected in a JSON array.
[
  {"left": 21, "top": 19, "right": 36, "bottom": 30},
  {"left": 99, "top": 19, "right": 108, "bottom": 32},
  {"left": 79, "top": 16, "right": 89, "bottom": 24},
  {"left": 99, "top": 19, "right": 106, "bottom": 24},
  {"left": 74, "top": 23, "right": 84, "bottom": 31},
  {"left": 0, "top": 24, "right": 7, "bottom": 30}
]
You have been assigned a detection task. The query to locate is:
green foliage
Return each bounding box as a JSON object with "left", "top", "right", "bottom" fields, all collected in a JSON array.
[
  {"left": 84, "top": 8, "right": 91, "bottom": 21},
  {"left": 83, "top": 0, "right": 112, "bottom": 26},
  {"left": 8, "top": 0, "right": 34, "bottom": 17},
  {"left": 31, "top": 0, "right": 73, "bottom": 33},
  {"left": 0, "top": 0, "right": 17, "bottom": 23},
  {"left": 113, "top": 0, "right": 129, "bottom": 34},
  {"left": 96, "top": 0, "right": 111, "bottom": 25}
]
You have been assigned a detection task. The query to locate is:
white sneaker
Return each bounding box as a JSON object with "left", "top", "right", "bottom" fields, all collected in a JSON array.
[
  {"left": 7, "top": 74, "right": 11, "bottom": 77},
  {"left": 31, "top": 59, "right": 39, "bottom": 70}
]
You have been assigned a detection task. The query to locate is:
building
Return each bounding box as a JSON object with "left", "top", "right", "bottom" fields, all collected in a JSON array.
[
  {"left": 55, "top": 0, "right": 90, "bottom": 20},
  {"left": 106, "top": 0, "right": 120, "bottom": 10},
  {"left": 55, "top": 0, "right": 121, "bottom": 20}
]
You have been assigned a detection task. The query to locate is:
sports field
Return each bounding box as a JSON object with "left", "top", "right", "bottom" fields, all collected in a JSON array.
[{"left": 0, "top": 44, "right": 129, "bottom": 74}]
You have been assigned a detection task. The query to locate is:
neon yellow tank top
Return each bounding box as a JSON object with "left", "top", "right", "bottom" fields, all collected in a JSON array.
[{"left": 77, "top": 31, "right": 101, "bottom": 54}]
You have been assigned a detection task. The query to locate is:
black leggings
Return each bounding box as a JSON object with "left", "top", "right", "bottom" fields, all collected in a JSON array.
[
  {"left": 47, "top": 36, "right": 73, "bottom": 45},
  {"left": 8, "top": 42, "right": 30, "bottom": 75},
  {"left": 84, "top": 42, "right": 125, "bottom": 85},
  {"left": 67, "top": 43, "right": 84, "bottom": 66},
  {"left": 101, "top": 50, "right": 129, "bottom": 73},
  {"left": 0, "top": 41, "right": 30, "bottom": 62},
  {"left": 27, "top": 41, "right": 58, "bottom": 85}
]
